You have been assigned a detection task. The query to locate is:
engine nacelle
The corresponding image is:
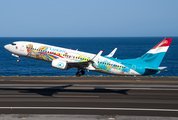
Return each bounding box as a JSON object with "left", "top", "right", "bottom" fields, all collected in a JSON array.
[{"left": 51, "top": 59, "right": 68, "bottom": 70}]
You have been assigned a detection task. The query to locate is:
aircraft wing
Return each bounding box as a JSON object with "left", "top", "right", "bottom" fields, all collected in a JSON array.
[
  {"left": 68, "top": 50, "right": 103, "bottom": 69},
  {"left": 105, "top": 47, "right": 118, "bottom": 57},
  {"left": 68, "top": 61, "right": 92, "bottom": 68}
]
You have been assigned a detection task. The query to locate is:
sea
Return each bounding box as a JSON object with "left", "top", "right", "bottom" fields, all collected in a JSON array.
[{"left": 0, "top": 37, "right": 178, "bottom": 77}]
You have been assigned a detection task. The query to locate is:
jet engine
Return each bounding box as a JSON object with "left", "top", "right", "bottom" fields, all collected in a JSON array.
[{"left": 51, "top": 59, "right": 69, "bottom": 70}]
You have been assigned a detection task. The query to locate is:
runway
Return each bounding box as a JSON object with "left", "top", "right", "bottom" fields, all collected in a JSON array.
[{"left": 0, "top": 77, "right": 178, "bottom": 117}]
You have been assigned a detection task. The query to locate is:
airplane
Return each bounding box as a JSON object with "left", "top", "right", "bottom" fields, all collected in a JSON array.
[{"left": 4, "top": 38, "right": 172, "bottom": 77}]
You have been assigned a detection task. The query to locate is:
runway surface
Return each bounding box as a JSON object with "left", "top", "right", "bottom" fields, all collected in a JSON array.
[{"left": 0, "top": 77, "right": 178, "bottom": 117}]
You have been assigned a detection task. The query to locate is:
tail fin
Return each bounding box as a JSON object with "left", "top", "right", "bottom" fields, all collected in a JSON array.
[{"left": 140, "top": 38, "right": 172, "bottom": 68}]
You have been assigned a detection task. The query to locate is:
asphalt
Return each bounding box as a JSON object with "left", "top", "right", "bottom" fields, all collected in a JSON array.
[
  {"left": 0, "top": 76, "right": 178, "bottom": 117},
  {"left": 0, "top": 76, "right": 178, "bottom": 84}
]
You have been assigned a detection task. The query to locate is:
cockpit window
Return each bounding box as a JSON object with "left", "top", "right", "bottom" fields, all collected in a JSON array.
[{"left": 11, "top": 43, "right": 16, "bottom": 45}]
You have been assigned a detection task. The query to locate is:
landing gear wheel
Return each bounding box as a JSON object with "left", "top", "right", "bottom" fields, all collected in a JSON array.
[
  {"left": 76, "top": 69, "right": 85, "bottom": 77},
  {"left": 81, "top": 70, "right": 85, "bottom": 75},
  {"left": 76, "top": 72, "right": 82, "bottom": 77}
]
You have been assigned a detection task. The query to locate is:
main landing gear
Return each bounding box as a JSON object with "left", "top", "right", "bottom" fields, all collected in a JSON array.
[{"left": 76, "top": 69, "right": 85, "bottom": 77}]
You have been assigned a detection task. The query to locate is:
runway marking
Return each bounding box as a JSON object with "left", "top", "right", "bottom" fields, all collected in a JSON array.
[
  {"left": 107, "top": 88, "right": 178, "bottom": 90},
  {"left": 1, "top": 107, "right": 178, "bottom": 112},
  {"left": 53, "top": 95, "right": 99, "bottom": 98},
  {"left": 10, "top": 79, "right": 178, "bottom": 84},
  {"left": 109, "top": 118, "right": 115, "bottom": 120},
  {"left": 2, "top": 84, "right": 178, "bottom": 88},
  {"left": 1, "top": 86, "right": 178, "bottom": 90}
]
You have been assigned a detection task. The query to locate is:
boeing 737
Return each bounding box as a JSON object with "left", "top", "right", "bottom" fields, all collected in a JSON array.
[{"left": 4, "top": 38, "right": 172, "bottom": 77}]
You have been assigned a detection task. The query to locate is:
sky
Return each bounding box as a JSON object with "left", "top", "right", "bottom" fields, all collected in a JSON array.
[{"left": 0, "top": 0, "right": 178, "bottom": 37}]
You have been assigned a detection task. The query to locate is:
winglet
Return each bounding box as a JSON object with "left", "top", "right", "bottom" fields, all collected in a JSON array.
[
  {"left": 105, "top": 47, "right": 118, "bottom": 57},
  {"left": 92, "top": 50, "right": 103, "bottom": 62}
]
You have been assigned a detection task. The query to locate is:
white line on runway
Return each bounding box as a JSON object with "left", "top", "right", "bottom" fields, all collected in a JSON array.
[
  {"left": 1, "top": 87, "right": 178, "bottom": 90},
  {"left": 53, "top": 96, "right": 99, "bottom": 98},
  {"left": 1, "top": 107, "right": 178, "bottom": 112},
  {"left": 1, "top": 84, "right": 178, "bottom": 88},
  {"left": 105, "top": 88, "right": 178, "bottom": 90},
  {"left": 0, "top": 95, "right": 99, "bottom": 98}
]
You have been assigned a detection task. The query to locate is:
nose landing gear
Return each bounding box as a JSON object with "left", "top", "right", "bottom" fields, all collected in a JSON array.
[
  {"left": 12, "top": 54, "right": 20, "bottom": 62},
  {"left": 76, "top": 69, "right": 85, "bottom": 77},
  {"left": 17, "top": 57, "right": 20, "bottom": 62}
]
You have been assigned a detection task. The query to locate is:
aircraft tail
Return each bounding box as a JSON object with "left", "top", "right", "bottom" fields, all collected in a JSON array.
[{"left": 139, "top": 38, "right": 172, "bottom": 68}]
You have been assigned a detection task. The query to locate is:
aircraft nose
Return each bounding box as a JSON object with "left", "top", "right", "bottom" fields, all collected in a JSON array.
[{"left": 4, "top": 44, "right": 10, "bottom": 50}]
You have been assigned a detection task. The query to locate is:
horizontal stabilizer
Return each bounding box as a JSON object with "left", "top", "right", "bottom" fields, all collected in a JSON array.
[
  {"left": 158, "top": 67, "right": 167, "bottom": 70},
  {"left": 145, "top": 67, "right": 167, "bottom": 71}
]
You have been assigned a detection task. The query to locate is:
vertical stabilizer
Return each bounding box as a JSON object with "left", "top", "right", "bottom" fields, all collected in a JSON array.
[{"left": 140, "top": 38, "right": 172, "bottom": 68}]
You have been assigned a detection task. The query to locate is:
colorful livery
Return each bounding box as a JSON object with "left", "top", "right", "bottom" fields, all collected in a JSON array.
[{"left": 4, "top": 38, "right": 172, "bottom": 76}]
